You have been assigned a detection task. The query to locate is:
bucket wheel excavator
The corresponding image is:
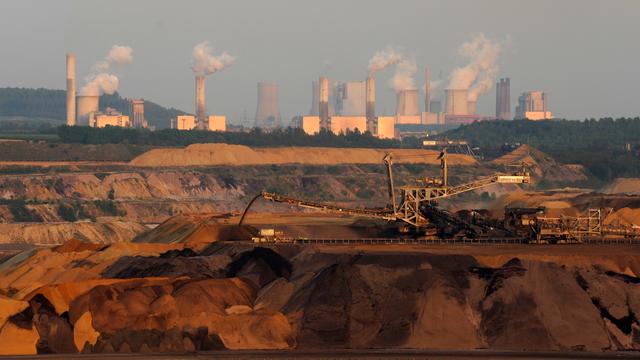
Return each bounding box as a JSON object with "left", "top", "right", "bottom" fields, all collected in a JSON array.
[{"left": 240, "top": 150, "right": 531, "bottom": 236}]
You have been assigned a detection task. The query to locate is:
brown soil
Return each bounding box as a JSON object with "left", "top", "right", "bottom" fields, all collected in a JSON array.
[{"left": 130, "top": 144, "right": 477, "bottom": 167}]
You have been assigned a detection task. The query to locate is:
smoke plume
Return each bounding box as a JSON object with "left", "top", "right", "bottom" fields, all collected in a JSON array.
[
  {"left": 390, "top": 58, "right": 417, "bottom": 92},
  {"left": 447, "top": 33, "right": 502, "bottom": 101},
  {"left": 191, "top": 41, "right": 235, "bottom": 75},
  {"left": 81, "top": 45, "right": 133, "bottom": 96},
  {"left": 368, "top": 48, "right": 404, "bottom": 74}
]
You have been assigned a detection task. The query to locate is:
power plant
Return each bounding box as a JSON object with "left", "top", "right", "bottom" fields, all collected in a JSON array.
[
  {"left": 395, "top": 89, "right": 421, "bottom": 124},
  {"left": 255, "top": 82, "right": 281, "bottom": 128},
  {"left": 515, "top": 91, "right": 552, "bottom": 120},
  {"left": 66, "top": 53, "right": 76, "bottom": 126}
]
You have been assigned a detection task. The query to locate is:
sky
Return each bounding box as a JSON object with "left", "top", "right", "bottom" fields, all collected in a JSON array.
[{"left": 0, "top": 0, "right": 639, "bottom": 124}]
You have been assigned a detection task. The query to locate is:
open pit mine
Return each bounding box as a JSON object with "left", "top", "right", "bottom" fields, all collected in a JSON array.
[{"left": 0, "top": 144, "right": 639, "bottom": 357}]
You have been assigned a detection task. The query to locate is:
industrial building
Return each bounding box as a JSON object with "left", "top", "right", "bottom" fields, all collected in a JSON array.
[
  {"left": 376, "top": 116, "right": 395, "bottom": 139},
  {"left": 129, "top": 99, "right": 147, "bottom": 128},
  {"left": 495, "top": 78, "right": 511, "bottom": 119},
  {"left": 207, "top": 115, "right": 226, "bottom": 131},
  {"left": 255, "top": 82, "right": 281, "bottom": 128},
  {"left": 89, "top": 107, "right": 131, "bottom": 128},
  {"left": 171, "top": 114, "right": 226, "bottom": 131},
  {"left": 515, "top": 91, "right": 552, "bottom": 120},
  {"left": 330, "top": 116, "right": 367, "bottom": 134},
  {"left": 172, "top": 115, "right": 196, "bottom": 130}
]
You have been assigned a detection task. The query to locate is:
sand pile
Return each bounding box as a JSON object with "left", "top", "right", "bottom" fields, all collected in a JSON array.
[
  {"left": 601, "top": 178, "right": 640, "bottom": 195},
  {"left": 130, "top": 143, "right": 477, "bottom": 167}
]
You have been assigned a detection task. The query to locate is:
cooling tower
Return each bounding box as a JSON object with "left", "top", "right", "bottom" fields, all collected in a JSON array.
[
  {"left": 130, "top": 99, "right": 145, "bottom": 128},
  {"left": 395, "top": 89, "right": 420, "bottom": 116},
  {"left": 76, "top": 95, "right": 99, "bottom": 126},
  {"left": 255, "top": 82, "right": 281, "bottom": 128},
  {"left": 467, "top": 100, "right": 477, "bottom": 115},
  {"left": 445, "top": 89, "right": 468, "bottom": 115},
  {"left": 366, "top": 76, "right": 375, "bottom": 133},
  {"left": 66, "top": 53, "right": 76, "bottom": 126},
  {"left": 195, "top": 75, "right": 206, "bottom": 129},
  {"left": 319, "top": 76, "right": 329, "bottom": 129},
  {"left": 424, "top": 67, "right": 431, "bottom": 113}
]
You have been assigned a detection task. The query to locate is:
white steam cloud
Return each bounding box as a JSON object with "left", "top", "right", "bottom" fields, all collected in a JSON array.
[
  {"left": 191, "top": 41, "right": 235, "bottom": 76},
  {"left": 390, "top": 58, "right": 417, "bottom": 92},
  {"left": 447, "top": 33, "right": 502, "bottom": 101},
  {"left": 368, "top": 48, "right": 404, "bottom": 74},
  {"left": 81, "top": 45, "right": 133, "bottom": 96}
]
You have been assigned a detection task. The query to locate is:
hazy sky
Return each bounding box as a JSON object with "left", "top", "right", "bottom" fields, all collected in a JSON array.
[{"left": 1, "top": 0, "right": 639, "bottom": 124}]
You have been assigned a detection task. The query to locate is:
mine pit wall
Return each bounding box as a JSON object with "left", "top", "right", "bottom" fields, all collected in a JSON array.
[{"left": 1, "top": 243, "right": 640, "bottom": 354}]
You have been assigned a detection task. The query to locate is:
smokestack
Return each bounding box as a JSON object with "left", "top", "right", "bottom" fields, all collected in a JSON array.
[
  {"left": 395, "top": 89, "right": 420, "bottom": 116},
  {"left": 365, "top": 76, "right": 375, "bottom": 133},
  {"left": 195, "top": 75, "right": 206, "bottom": 129},
  {"left": 424, "top": 67, "right": 431, "bottom": 113},
  {"left": 504, "top": 78, "right": 511, "bottom": 119},
  {"left": 255, "top": 82, "right": 281, "bottom": 128},
  {"left": 495, "top": 78, "right": 511, "bottom": 119},
  {"left": 66, "top": 53, "right": 76, "bottom": 126},
  {"left": 310, "top": 81, "right": 319, "bottom": 115},
  {"left": 319, "top": 76, "right": 329, "bottom": 129},
  {"left": 445, "top": 89, "right": 469, "bottom": 115},
  {"left": 76, "top": 95, "right": 99, "bottom": 126}
]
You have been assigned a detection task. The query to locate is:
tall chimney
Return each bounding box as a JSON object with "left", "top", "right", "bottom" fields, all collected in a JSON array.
[
  {"left": 424, "top": 67, "right": 431, "bottom": 113},
  {"left": 365, "top": 76, "right": 376, "bottom": 134},
  {"left": 66, "top": 53, "right": 76, "bottom": 126},
  {"left": 504, "top": 77, "right": 511, "bottom": 119},
  {"left": 195, "top": 75, "right": 206, "bottom": 129},
  {"left": 319, "top": 76, "right": 329, "bottom": 130},
  {"left": 495, "top": 79, "right": 502, "bottom": 119}
]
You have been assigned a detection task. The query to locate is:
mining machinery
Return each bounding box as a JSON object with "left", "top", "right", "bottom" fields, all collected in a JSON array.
[{"left": 240, "top": 150, "right": 531, "bottom": 236}]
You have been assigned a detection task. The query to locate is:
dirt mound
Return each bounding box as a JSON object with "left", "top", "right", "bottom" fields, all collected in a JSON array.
[
  {"left": 601, "top": 178, "right": 640, "bottom": 195},
  {"left": 133, "top": 214, "right": 254, "bottom": 248},
  {"left": 130, "top": 143, "right": 477, "bottom": 167},
  {"left": 491, "top": 145, "right": 587, "bottom": 184},
  {"left": 53, "top": 239, "right": 105, "bottom": 253},
  {"left": 0, "top": 221, "right": 147, "bottom": 245}
]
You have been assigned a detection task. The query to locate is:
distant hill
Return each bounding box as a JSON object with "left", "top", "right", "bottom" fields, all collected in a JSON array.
[{"left": 0, "top": 87, "right": 186, "bottom": 129}]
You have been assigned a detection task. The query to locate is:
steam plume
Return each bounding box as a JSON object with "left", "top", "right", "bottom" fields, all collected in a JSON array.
[
  {"left": 447, "top": 33, "right": 502, "bottom": 101},
  {"left": 368, "top": 47, "right": 404, "bottom": 74},
  {"left": 81, "top": 45, "right": 133, "bottom": 96},
  {"left": 191, "top": 41, "right": 235, "bottom": 75},
  {"left": 390, "top": 58, "right": 417, "bottom": 92}
]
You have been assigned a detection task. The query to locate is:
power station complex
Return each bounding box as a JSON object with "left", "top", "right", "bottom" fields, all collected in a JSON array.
[
  {"left": 66, "top": 53, "right": 148, "bottom": 129},
  {"left": 65, "top": 52, "right": 553, "bottom": 135}
]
